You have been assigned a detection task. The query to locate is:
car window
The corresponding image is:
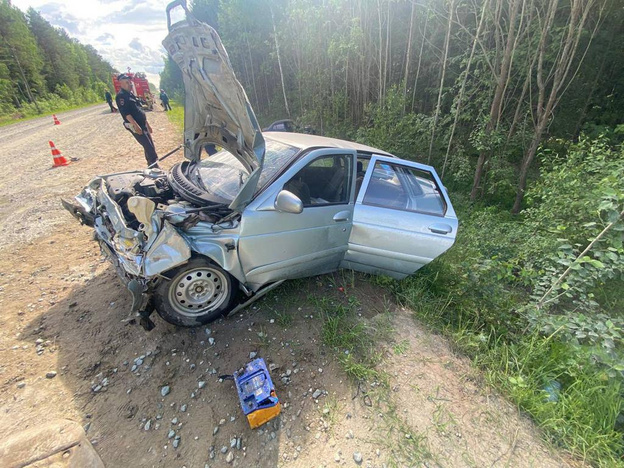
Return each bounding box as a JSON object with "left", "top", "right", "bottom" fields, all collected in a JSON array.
[
  {"left": 195, "top": 140, "right": 298, "bottom": 201},
  {"left": 362, "top": 161, "right": 446, "bottom": 216},
  {"left": 284, "top": 154, "right": 352, "bottom": 207}
]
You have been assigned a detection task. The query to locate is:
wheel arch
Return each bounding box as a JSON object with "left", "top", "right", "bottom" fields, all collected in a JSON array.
[{"left": 189, "top": 244, "right": 247, "bottom": 285}]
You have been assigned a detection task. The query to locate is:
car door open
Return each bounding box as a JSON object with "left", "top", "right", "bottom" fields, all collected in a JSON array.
[
  {"left": 238, "top": 149, "right": 357, "bottom": 289},
  {"left": 340, "top": 155, "right": 457, "bottom": 279}
]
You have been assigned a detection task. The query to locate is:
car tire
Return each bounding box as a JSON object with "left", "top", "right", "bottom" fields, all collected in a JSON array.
[{"left": 153, "top": 257, "right": 237, "bottom": 327}]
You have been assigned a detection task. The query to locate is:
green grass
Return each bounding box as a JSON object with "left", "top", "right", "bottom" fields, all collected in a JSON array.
[
  {"left": 0, "top": 100, "right": 103, "bottom": 127},
  {"left": 165, "top": 100, "right": 184, "bottom": 131},
  {"left": 384, "top": 204, "right": 624, "bottom": 467}
]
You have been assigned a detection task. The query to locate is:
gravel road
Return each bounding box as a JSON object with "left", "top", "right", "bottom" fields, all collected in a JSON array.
[
  {"left": 0, "top": 105, "right": 578, "bottom": 468},
  {"left": 0, "top": 104, "right": 181, "bottom": 251}
]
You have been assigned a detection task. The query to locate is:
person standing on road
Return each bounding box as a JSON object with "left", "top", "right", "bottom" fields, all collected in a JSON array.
[
  {"left": 104, "top": 90, "right": 116, "bottom": 113},
  {"left": 115, "top": 74, "right": 159, "bottom": 168},
  {"left": 160, "top": 89, "right": 172, "bottom": 111}
]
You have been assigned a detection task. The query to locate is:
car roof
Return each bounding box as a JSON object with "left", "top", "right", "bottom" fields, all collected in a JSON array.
[{"left": 264, "top": 132, "right": 394, "bottom": 157}]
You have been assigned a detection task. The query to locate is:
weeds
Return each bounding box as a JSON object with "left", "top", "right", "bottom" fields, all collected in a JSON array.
[{"left": 388, "top": 198, "right": 624, "bottom": 466}]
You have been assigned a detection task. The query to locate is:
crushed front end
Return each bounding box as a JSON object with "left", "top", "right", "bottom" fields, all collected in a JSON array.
[{"left": 62, "top": 168, "right": 226, "bottom": 326}]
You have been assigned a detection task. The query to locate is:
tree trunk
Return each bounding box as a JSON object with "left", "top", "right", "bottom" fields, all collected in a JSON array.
[
  {"left": 402, "top": 0, "right": 415, "bottom": 113},
  {"left": 245, "top": 32, "right": 259, "bottom": 109},
  {"left": 470, "top": 0, "right": 522, "bottom": 200},
  {"left": 411, "top": 6, "right": 429, "bottom": 112},
  {"left": 427, "top": 0, "right": 455, "bottom": 164},
  {"left": 442, "top": 0, "right": 489, "bottom": 178},
  {"left": 270, "top": 5, "right": 291, "bottom": 117},
  {"left": 512, "top": 0, "right": 601, "bottom": 213}
]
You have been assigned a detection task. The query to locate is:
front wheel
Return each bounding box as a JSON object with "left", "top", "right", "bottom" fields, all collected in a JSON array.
[{"left": 153, "top": 258, "right": 237, "bottom": 327}]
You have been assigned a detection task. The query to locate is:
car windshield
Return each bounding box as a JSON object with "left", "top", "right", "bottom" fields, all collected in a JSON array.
[{"left": 194, "top": 139, "right": 299, "bottom": 201}]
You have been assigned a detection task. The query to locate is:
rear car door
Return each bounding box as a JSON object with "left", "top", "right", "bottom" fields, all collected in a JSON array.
[
  {"left": 340, "top": 155, "right": 457, "bottom": 278},
  {"left": 238, "top": 149, "right": 356, "bottom": 289}
]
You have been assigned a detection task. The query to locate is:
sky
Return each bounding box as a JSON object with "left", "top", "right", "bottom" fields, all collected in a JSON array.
[{"left": 11, "top": 0, "right": 185, "bottom": 88}]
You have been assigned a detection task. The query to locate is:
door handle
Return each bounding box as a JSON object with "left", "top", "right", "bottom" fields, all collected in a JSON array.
[
  {"left": 429, "top": 223, "right": 452, "bottom": 234},
  {"left": 333, "top": 210, "right": 351, "bottom": 222}
]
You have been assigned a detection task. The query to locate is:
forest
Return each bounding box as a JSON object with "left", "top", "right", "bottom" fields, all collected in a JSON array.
[
  {"left": 162, "top": 0, "right": 624, "bottom": 465},
  {"left": 0, "top": 1, "right": 115, "bottom": 122}
]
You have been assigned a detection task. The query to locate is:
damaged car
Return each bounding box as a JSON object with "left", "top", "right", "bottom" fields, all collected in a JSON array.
[{"left": 62, "top": 1, "right": 458, "bottom": 329}]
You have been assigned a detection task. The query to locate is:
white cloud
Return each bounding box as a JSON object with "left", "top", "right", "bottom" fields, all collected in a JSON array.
[{"left": 12, "top": 0, "right": 174, "bottom": 88}]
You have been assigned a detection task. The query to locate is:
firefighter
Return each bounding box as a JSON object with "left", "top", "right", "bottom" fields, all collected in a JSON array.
[{"left": 115, "top": 74, "right": 159, "bottom": 168}]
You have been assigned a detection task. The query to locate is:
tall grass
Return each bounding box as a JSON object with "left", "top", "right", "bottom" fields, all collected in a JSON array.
[
  {"left": 382, "top": 205, "right": 624, "bottom": 467},
  {"left": 165, "top": 101, "right": 184, "bottom": 131}
]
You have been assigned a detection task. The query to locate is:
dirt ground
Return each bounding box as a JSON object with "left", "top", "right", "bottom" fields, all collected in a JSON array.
[{"left": 0, "top": 105, "right": 579, "bottom": 467}]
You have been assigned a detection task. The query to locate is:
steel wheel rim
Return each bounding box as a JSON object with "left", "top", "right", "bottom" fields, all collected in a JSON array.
[{"left": 168, "top": 267, "right": 228, "bottom": 317}]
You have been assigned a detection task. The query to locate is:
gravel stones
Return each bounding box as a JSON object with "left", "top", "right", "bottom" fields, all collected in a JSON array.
[
  {"left": 161, "top": 385, "right": 171, "bottom": 397},
  {"left": 168, "top": 429, "right": 176, "bottom": 439},
  {"left": 198, "top": 381, "right": 206, "bottom": 389},
  {"left": 45, "top": 371, "right": 57, "bottom": 379},
  {"left": 226, "top": 451, "right": 234, "bottom": 463},
  {"left": 353, "top": 452, "right": 363, "bottom": 464},
  {"left": 312, "top": 389, "right": 323, "bottom": 399}
]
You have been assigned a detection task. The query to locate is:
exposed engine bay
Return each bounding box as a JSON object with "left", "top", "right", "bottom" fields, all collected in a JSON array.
[{"left": 104, "top": 165, "right": 236, "bottom": 232}]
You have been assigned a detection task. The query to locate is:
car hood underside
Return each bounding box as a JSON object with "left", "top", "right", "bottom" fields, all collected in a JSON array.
[{"left": 163, "top": 1, "right": 265, "bottom": 212}]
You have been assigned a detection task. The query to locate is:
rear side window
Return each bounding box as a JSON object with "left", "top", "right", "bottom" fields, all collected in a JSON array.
[{"left": 362, "top": 161, "right": 446, "bottom": 216}]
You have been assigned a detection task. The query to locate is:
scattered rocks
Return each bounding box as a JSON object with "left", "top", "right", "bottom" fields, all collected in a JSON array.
[
  {"left": 173, "top": 435, "right": 180, "bottom": 449},
  {"left": 213, "top": 426, "right": 219, "bottom": 435},
  {"left": 230, "top": 437, "right": 237, "bottom": 448},
  {"left": 45, "top": 371, "right": 57, "bottom": 379},
  {"left": 198, "top": 381, "right": 206, "bottom": 389},
  {"left": 208, "top": 338, "right": 215, "bottom": 346},
  {"left": 180, "top": 404, "right": 187, "bottom": 412},
  {"left": 171, "top": 417, "right": 178, "bottom": 425},
  {"left": 226, "top": 451, "right": 234, "bottom": 463},
  {"left": 144, "top": 420, "right": 151, "bottom": 431},
  {"left": 205, "top": 328, "right": 212, "bottom": 336},
  {"left": 353, "top": 452, "right": 363, "bottom": 464},
  {"left": 17, "top": 382, "right": 26, "bottom": 389},
  {"left": 249, "top": 351, "right": 257, "bottom": 359},
  {"left": 168, "top": 429, "right": 176, "bottom": 439},
  {"left": 220, "top": 446, "right": 228, "bottom": 454},
  {"left": 161, "top": 386, "right": 170, "bottom": 397},
  {"left": 312, "top": 389, "right": 323, "bottom": 399}
]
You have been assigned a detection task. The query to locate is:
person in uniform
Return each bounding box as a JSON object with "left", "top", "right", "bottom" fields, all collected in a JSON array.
[
  {"left": 104, "top": 90, "right": 116, "bottom": 113},
  {"left": 115, "top": 74, "right": 159, "bottom": 168},
  {"left": 160, "top": 89, "right": 172, "bottom": 111}
]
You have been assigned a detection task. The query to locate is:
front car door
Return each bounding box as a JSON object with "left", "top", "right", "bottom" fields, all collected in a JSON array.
[
  {"left": 238, "top": 149, "right": 356, "bottom": 290},
  {"left": 340, "top": 155, "right": 457, "bottom": 278}
]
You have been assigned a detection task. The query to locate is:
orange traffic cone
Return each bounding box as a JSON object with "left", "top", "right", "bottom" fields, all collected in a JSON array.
[
  {"left": 53, "top": 114, "right": 61, "bottom": 125},
  {"left": 49, "top": 141, "right": 69, "bottom": 167}
]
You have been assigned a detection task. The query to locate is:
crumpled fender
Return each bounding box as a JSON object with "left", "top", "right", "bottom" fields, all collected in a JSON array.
[{"left": 143, "top": 221, "right": 191, "bottom": 277}]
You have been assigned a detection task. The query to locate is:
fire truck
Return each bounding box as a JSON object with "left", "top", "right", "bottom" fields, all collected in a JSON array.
[{"left": 112, "top": 71, "right": 155, "bottom": 111}]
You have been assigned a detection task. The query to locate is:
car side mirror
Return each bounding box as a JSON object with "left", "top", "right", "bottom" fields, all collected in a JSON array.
[{"left": 275, "top": 190, "right": 303, "bottom": 214}]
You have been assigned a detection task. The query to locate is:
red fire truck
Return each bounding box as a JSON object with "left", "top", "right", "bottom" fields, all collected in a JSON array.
[{"left": 112, "top": 71, "right": 155, "bottom": 111}]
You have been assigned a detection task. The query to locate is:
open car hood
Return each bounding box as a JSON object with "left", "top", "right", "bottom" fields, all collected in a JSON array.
[{"left": 163, "top": 1, "right": 265, "bottom": 211}]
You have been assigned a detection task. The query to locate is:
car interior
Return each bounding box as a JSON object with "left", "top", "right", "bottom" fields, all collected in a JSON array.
[{"left": 284, "top": 155, "right": 350, "bottom": 206}]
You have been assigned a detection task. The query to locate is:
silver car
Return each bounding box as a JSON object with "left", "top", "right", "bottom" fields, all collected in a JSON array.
[{"left": 62, "top": 3, "right": 457, "bottom": 328}]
